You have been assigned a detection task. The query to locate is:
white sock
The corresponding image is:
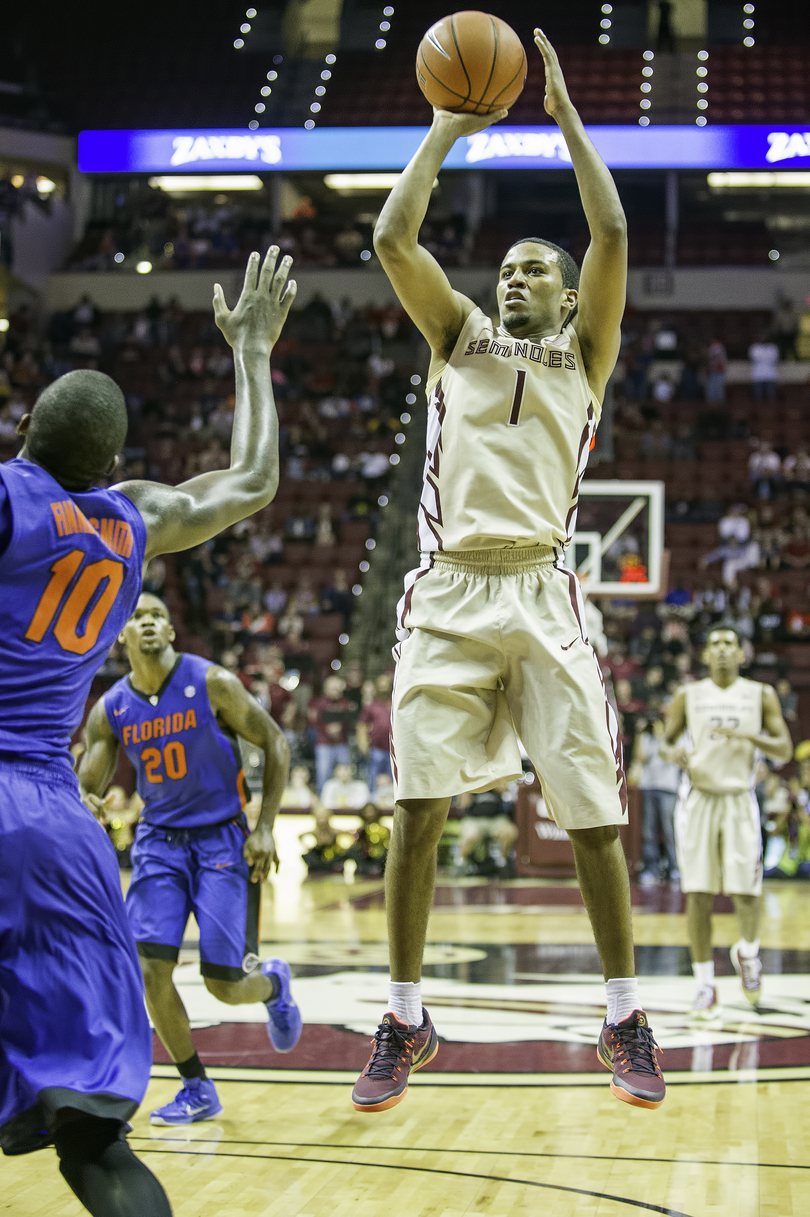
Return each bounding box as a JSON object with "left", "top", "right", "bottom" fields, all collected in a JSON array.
[
  {"left": 605, "top": 977, "right": 639, "bottom": 1025},
  {"left": 693, "top": 960, "right": 715, "bottom": 987},
  {"left": 737, "top": 938, "right": 760, "bottom": 958},
  {"left": 388, "top": 980, "right": 422, "bottom": 1027}
]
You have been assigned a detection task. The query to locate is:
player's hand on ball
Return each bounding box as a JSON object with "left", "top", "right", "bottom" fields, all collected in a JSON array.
[
  {"left": 244, "top": 824, "right": 279, "bottom": 883},
  {"left": 432, "top": 107, "right": 509, "bottom": 140},
  {"left": 534, "top": 28, "right": 572, "bottom": 118},
  {"left": 213, "top": 246, "right": 297, "bottom": 354}
]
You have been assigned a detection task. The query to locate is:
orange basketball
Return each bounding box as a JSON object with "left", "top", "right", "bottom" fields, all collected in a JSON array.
[{"left": 416, "top": 11, "right": 527, "bottom": 116}]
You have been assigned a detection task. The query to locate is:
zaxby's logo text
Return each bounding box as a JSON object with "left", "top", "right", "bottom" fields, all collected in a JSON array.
[
  {"left": 465, "top": 130, "right": 571, "bottom": 165},
  {"left": 766, "top": 131, "right": 810, "bottom": 163},
  {"left": 170, "top": 134, "right": 282, "bottom": 166}
]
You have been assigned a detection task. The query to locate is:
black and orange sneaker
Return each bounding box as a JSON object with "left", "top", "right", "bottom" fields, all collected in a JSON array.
[
  {"left": 597, "top": 1010, "right": 666, "bottom": 1109},
  {"left": 351, "top": 1009, "right": 438, "bottom": 1112}
]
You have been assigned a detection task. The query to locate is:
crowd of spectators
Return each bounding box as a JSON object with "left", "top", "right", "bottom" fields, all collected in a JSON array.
[
  {"left": 699, "top": 496, "right": 810, "bottom": 591},
  {"left": 67, "top": 190, "right": 467, "bottom": 273},
  {"left": 613, "top": 300, "right": 805, "bottom": 413}
]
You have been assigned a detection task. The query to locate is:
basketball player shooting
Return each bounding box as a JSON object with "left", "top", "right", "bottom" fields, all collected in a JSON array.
[
  {"left": 661, "top": 628, "right": 792, "bottom": 1018},
  {"left": 0, "top": 248, "right": 294, "bottom": 1215},
  {"left": 351, "top": 31, "right": 666, "bottom": 1114}
]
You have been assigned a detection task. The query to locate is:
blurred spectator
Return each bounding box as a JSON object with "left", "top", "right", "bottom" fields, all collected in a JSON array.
[
  {"left": 772, "top": 296, "right": 799, "bottom": 361},
  {"left": 347, "top": 802, "right": 391, "bottom": 876},
  {"left": 372, "top": 771, "right": 396, "bottom": 812},
  {"left": 314, "top": 502, "right": 336, "bottom": 548},
  {"left": 357, "top": 673, "right": 392, "bottom": 790},
  {"left": 300, "top": 807, "right": 344, "bottom": 874},
  {"left": 260, "top": 658, "right": 293, "bottom": 725},
  {"left": 282, "top": 765, "right": 320, "bottom": 811},
  {"left": 702, "top": 504, "right": 760, "bottom": 586},
  {"left": 748, "top": 337, "right": 779, "bottom": 402},
  {"left": 783, "top": 445, "right": 810, "bottom": 490},
  {"left": 0, "top": 402, "right": 18, "bottom": 445},
  {"left": 321, "top": 568, "right": 353, "bottom": 625},
  {"left": 615, "top": 679, "right": 646, "bottom": 741},
  {"left": 455, "top": 786, "right": 517, "bottom": 874},
  {"left": 334, "top": 225, "right": 365, "bottom": 265},
  {"left": 749, "top": 441, "right": 782, "bottom": 499},
  {"left": 782, "top": 507, "right": 810, "bottom": 570},
  {"left": 705, "top": 339, "right": 727, "bottom": 403},
  {"left": 308, "top": 675, "right": 354, "bottom": 792},
  {"left": 321, "top": 762, "right": 370, "bottom": 811},
  {"left": 763, "top": 781, "right": 810, "bottom": 878},
  {"left": 631, "top": 718, "right": 681, "bottom": 885},
  {"left": 776, "top": 677, "right": 798, "bottom": 725}
]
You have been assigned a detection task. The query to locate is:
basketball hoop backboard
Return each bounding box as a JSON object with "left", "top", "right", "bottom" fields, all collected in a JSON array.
[{"left": 564, "top": 481, "right": 665, "bottom": 597}]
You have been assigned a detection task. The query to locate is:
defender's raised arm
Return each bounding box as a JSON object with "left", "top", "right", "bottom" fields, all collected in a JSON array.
[
  {"left": 118, "top": 247, "right": 296, "bottom": 560},
  {"left": 373, "top": 109, "right": 505, "bottom": 360},
  {"left": 535, "top": 29, "right": 627, "bottom": 399}
]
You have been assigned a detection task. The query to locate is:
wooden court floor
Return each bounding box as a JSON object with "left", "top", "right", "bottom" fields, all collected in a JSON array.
[
  {"left": 8, "top": 1067, "right": 810, "bottom": 1216},
  {"left": 6, "top": 821, "right": 810, "bottom": 1216}
]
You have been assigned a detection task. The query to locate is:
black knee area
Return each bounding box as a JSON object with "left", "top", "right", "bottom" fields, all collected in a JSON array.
[
  {"left": 53, "top": 1115, "right": 172, "bottom": 1217},
  {"left": 53, "top": 1116, "right": 122, "bottom": 1170}
]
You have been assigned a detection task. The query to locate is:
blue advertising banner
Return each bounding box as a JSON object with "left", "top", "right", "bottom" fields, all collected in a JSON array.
[{"left": 78, "top": 125, "right": 810, "bottom": 174}]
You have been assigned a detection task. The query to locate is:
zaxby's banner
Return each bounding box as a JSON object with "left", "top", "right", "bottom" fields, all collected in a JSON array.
[{"left": 78, "top": 125, "right": 810, "bottom": 174}]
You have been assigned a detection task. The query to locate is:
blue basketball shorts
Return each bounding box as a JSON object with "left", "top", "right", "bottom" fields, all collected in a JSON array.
[
  {"left": 126, "top": 817, "right": 261, "bottom": 981},
  {"left": 0, "top": 759, "right": 151, "bottom": 1137}
]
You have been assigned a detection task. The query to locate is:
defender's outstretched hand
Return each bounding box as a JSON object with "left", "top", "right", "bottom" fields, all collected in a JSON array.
[
  {"left": 534, "top": 28, "right": 573, "bottom": 118},
  {"left": 213, "top": 246, "right": 297, "bottom": 354}
]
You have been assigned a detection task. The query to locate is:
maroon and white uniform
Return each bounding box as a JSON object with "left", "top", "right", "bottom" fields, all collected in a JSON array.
[{"left": 391, "top": 307, "right": 626, "bottom": 830}]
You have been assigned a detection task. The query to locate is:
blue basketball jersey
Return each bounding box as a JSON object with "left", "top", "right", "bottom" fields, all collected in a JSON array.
[
  {"left": 104, "top": 653, "right": 248, "bottom": 829},
  {"left": 0, "top": 458, "right": 146, "bottom": 764}
]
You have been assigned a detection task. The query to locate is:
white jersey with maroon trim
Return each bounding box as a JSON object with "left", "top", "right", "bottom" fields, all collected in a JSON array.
[
  {"left": 417, "top": 306, "right": 601, "bottom": 555},
  {"left": 684, "top": 677, "right": 763, "bottom": 795}
]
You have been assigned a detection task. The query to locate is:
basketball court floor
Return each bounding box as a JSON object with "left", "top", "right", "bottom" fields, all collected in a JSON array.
[{"left": 7, "top": 817, "right": 810, "bottom": 1216}]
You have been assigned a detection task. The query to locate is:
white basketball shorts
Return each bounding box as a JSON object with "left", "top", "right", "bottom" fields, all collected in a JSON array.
[
  {"left": 390, "top": 547, "right": 627, "bottom": 832},
  {"left": 675, "top": 785, "right": 763, "bottom": 896}
]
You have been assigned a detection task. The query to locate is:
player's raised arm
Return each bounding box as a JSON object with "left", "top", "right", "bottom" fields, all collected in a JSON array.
[
  {"left": 374, "top": 109, "right": 505, "bottom": 359},
  {"left": 117, "top": 247, "right": 296, "bottom": 561},
  {"left": 78, "top": 696, "right": 120, "bottom": 820},
  {"left": 534, "top": 29, "right": 627, "bottom": 400},
  {"left": 205, "top": 665, "right": 291, "bottom": 883}
]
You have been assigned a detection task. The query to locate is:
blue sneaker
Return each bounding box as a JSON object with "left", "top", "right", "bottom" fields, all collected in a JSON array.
[
  {"left": 261, "top": 957, "right": 302, "bottom": 1052},
  {"left": 149, "top": 1078, "right": 224, "bottom": 1126}
]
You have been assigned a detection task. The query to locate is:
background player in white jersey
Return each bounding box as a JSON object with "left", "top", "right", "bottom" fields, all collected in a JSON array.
[
  {"left": 351, "top": 31, "right": 666, "bottom": 1115},
  {"left": 662, "top": 628, "right": 791, "bottom": 1016}
]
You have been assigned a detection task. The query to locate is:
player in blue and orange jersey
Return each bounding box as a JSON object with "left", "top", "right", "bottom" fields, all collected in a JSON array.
[
  {"left": 80, "top": 593, "right": 299, "bottom": 1126},
  {"left": 0, "top": 248, "right": 295, "bottom": 1215}
]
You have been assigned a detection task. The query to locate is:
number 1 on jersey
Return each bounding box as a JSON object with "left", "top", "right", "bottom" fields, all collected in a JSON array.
[{"left": 508, "top": 369, "right": 526, "bottom": 426}]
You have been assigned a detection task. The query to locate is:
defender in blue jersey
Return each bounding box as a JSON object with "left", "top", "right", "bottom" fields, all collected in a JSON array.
[
  {"left": 0, "top": 248, "right": 296, "bottom": 1216},
  {"left": 80, "top": 593, "right": 299, "bottom": 1125}
]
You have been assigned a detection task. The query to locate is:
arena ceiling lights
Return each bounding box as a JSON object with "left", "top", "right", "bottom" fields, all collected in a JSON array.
[
  {"left": 323, "top": 173, "right": 438, "bottom": 193},
  {"left": 147, "top": 175, "right": 264, "bottom": 191},
  {"left": 707, "top": 172, "right": 810, "bottom": 189},
  {"left": 79, "top": 126, "right": 810, "bottom": 175},
  {"left": 324, "top": 173, "right": 403, "bottom": 192}
]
